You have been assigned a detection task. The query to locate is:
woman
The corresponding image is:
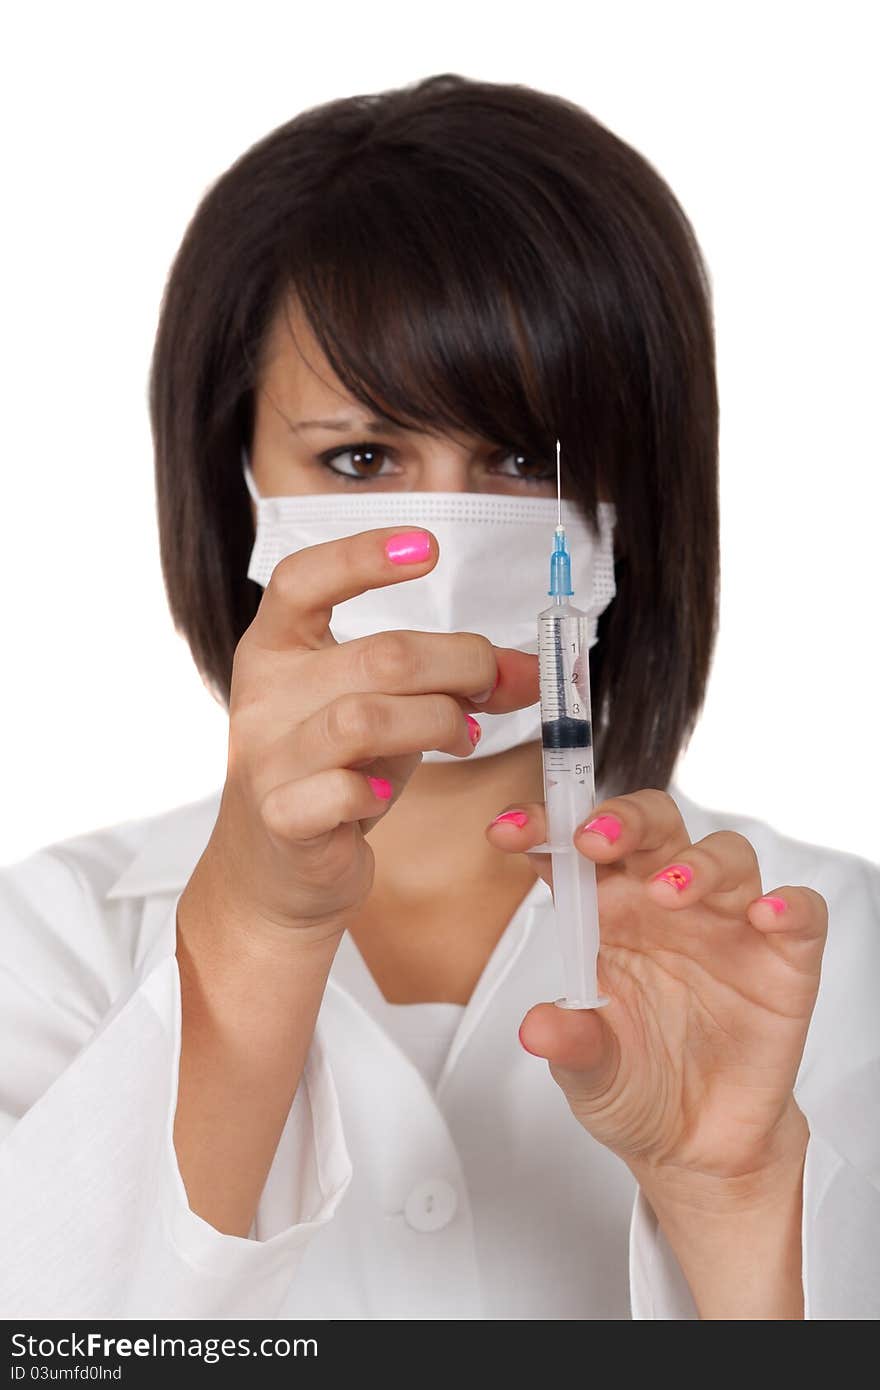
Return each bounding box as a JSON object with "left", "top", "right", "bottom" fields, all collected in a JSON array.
[{"left": 1, "top": 73, "right": 877, "bottom": 1321}]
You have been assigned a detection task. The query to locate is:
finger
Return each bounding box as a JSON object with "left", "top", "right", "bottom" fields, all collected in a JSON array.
[
  {"left": 573, "top": 788, "right": 691, "bottom": 875},
  {"left": 745, "top": 886, "right": 829, "bottom": 965},
  {"left": 519, "top": 1002, "right": 620, "bottom": 1102},
  {"left": 248, "top": 526, "right": 437, "bottom": 652},
  {"left": 317, "top": 632, "right": 538, "bottom": 714},
  {"left": 277, "top": 690, "right": 481, "bottom": 782},
  {"left": 463, "top": 648, "right": 540, "bottom": 713},
  {"left": 485, "top": 798, "right": 548, "bottom": 846},
  {"left": 644, "top": 830, "right": 763, "bottom": 914},
  {"left": 355, "top": 752, "right": 424, "bottom": 836},
  {"left": 260, "top": 764, "right": 400, "bottom": 846},
  {"left": 484, "top": 800, "right": 552, "bottom": 891}
]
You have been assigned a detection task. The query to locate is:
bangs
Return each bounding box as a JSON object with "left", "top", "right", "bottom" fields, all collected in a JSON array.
[{"left": 275, "top": 151, "right": 625, "bottom": 519}]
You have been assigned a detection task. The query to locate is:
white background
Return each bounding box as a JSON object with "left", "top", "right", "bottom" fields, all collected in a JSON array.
[{"left": 1, "top": 0, "right": 877, "bottom": 866}]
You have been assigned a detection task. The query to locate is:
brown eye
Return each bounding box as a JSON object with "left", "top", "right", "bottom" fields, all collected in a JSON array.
[
  {"left": 494, "top": 450, "right": 555, "bottom": 484},
  {"left": 347, "top": 447, "right": 383, "bottom": 478},
  {"left": 318, "top": 443, "right": 395, "bottom": 482}
]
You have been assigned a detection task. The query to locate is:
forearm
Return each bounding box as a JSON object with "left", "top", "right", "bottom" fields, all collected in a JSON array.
[
  {"left": 632, "top": 1104, "right": 810, "bottom": 1320},
  {"left": 174, "top": 859, "right": 343, "bottom": 1238}
]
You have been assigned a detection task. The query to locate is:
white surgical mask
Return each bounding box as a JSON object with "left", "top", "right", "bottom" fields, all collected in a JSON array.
[{"left": 242, "top": 446, "right": 617, "bottom": 761}]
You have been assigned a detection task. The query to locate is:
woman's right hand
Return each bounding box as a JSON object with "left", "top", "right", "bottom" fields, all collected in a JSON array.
[{"left": 193, "top": 525, "right": 539, "bottom": 939}]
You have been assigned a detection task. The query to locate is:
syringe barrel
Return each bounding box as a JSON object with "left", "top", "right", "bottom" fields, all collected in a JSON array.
[
  {"left": 538, "top": 602, "right": 594, "bottom": 729},
  {"left": 538, "top": 602, "right": 597, "bottom": 843},
  {"left": 538, "top": 601, "right": 607, "bottom": 1008},
  {"left": 550, "top": 845, "right": 602, "bottom": 1010}
]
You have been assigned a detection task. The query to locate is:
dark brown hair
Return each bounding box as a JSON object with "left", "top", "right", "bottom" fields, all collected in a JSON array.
[{"left": 149, "top": 72, "right": 719, "bottom": 795}]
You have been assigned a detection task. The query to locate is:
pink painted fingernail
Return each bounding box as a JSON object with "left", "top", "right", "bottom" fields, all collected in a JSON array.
[
  {"left": 384, "top": 530, "right": 431, "bottom": 564},
  {"left": 579, "top": 814, "right": 622, "bottom": 842},
  {"left": 758, "top": 895, "right": 787, "bottom": 915},
  {"left": 465, "top": 714, "right": 482, "bottom": 746},
  {"left": 652, "top": 863, "right": 693, "bottom": 892},
  {"left": 367, "top": 776, "right": 393, "bottom": 801},
  {"left": 490, "top": 810, "right": 529, "bottom": 828}
]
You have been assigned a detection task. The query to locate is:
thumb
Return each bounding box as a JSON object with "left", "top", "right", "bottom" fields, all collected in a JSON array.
[{"left": 519, "top": 1001, "right": 620, "bottom": 1103}]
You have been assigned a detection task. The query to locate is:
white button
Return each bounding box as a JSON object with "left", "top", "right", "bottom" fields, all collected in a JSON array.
[{"left": 404, "top": 1179, "right": 458, "bottom": 1233}]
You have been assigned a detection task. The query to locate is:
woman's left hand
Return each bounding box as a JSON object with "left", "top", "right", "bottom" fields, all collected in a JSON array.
[{"left": 487, "top": 788, "right": 827, "bottom": 1199}]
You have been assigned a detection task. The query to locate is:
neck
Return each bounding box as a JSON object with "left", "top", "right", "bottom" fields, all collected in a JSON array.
[
  {"left": 366, "top": 739, "right": 546, "bottom": 905},
  {"left": 350, "top": 738, "right": 547, "bottom": 1004}
]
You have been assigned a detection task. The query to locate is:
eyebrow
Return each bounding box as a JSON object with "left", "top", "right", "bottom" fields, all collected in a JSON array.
[{"left": 289, "top": 415, "right": 408, "bottom": 434}]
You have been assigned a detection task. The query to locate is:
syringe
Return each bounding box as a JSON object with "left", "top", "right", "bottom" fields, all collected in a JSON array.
[{"left": 525, "top": 439, "right": 609, "bottom": 1010}]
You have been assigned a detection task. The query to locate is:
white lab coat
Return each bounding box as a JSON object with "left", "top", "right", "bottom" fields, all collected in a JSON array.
[{"left": 1, "top": 780, "right": 878, "bottom": 1319}]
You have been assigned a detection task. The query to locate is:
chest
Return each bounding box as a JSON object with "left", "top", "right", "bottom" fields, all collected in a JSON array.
[{"left": 347, "top": 877, "right": 539, "bottom": 1005}]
